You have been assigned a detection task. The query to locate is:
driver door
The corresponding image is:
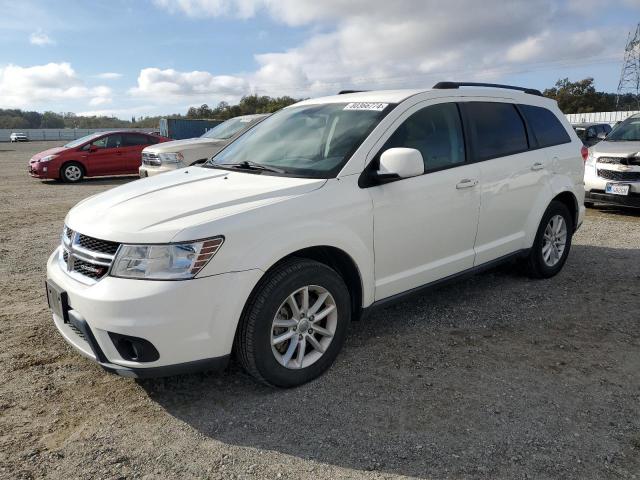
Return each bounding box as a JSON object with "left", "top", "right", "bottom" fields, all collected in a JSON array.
[
  {"left": 366, "top": 101, "right": 481, "bottom": 300},
  {"left": 82, "top": 134, "right": 126, "bottom": 176}
]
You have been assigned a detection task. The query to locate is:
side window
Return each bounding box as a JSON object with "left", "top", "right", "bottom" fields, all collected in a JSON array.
[
  {"left": 519, "top": 104, "right": 571, "bottom": 148},
  {"left": 91, "top": 136, "right": 108, "bottom": 149},
  {"left": 463, "top": 102, "right": 528, "bottom": 161},
  {"left": 122, "top": 134, "right": 150, "bottom": 147},
  {"left": 105, "top": 134, "right": 123, "bottom": 149},
  {"left": 603, "top": 124, "right": 612, "bottom": 134},
  {"left": 146, "top": 135, "right": 160, "bottom": 144},
  {"left": 381, "top": 103, "right": 465, "bottom": 172}
]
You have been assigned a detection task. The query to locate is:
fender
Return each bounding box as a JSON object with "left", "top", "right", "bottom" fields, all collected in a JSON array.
[{"left": 196, "top": 176, "right": 376, "bottom": 306}]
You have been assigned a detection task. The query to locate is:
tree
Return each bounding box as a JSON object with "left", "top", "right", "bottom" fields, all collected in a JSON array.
[{"left": 543, "top": 78, "right": 640, "bottom": 113}]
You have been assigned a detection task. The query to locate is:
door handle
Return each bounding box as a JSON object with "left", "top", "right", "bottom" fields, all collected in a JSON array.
[
  {"left": 456, "top": 178, "right": 478, "bottom": 189},
  {"left": 531, "top": 162, "right": 544, "bottom": 171}
]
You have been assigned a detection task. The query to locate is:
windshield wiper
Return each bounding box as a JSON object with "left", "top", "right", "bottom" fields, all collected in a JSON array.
[{"left": 217, "top": 160, "right": 286, "bottom": 174}]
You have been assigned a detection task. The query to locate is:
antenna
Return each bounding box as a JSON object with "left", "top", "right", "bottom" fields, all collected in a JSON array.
[{"left": 616, "top": 23, "right": 640, "bottom": 109}]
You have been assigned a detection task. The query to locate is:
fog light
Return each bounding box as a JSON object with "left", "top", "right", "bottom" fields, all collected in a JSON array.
[{"left": 43, "top": 166, "right": 48, "bottom": 172}]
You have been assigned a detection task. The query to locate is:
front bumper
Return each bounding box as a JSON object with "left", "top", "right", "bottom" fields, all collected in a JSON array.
[
  {"left": 28, "top": 162, "right": 51, "bottom": 179},
  {"left": 47, "top": 247, "right": 263, "bottom": 377},
  {"left": 584, "top": 164, "right": 640, "bottom": 208}
]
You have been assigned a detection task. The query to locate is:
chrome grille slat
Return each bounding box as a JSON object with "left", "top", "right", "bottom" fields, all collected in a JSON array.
[
  {"left": 597, "top": 169, "right": 640, "bottom": 182},
  {"left": 59, "top": 226, "right": 121, "bottom": 284},
  {"left": 142, "top": 152, "right": 161, "bottom": 166}
]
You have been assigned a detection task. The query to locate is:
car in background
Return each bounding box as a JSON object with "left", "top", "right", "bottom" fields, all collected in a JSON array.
[
  {"left": 584, "top": 114, "right": 640, "bottom": 208},
  {"left": 29, "top": 131, "right": 170, "bottom": 183},
  {"left": 10, "top": 132, "right": 29, "bottom": 142},
  {"left": 573, "top": 123, "right": 612, "bottom": 147},
  {"left": 139, "top": 114, "right": 269, "bottom": 177}
]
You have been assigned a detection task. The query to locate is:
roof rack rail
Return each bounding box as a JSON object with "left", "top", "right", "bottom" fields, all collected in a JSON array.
[
  {"left": 338, "top": 90, "right": 369, "bottom": 94},
  {"left": 432, "top": 81, "right": 543, "bottom": 97}
]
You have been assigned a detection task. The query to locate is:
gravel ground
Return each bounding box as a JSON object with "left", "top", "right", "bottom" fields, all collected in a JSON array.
[{"left": 1, "top": 141, "right": 639, "bottom": 480}]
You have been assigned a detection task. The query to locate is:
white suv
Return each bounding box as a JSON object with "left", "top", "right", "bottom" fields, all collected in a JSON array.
[
  {"left": 584, "top": 114, "right": 640, "bottom": 208},
  {"left": 46, "top": 83, "right": 585, "bottom": 387}
]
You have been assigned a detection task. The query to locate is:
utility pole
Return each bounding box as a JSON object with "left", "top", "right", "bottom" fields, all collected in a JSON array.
[{"left": 616, "top": 23, "right": 640, "bottom": 109}]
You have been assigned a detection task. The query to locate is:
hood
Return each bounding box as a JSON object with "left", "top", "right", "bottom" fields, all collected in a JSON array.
[
  {"left": 143, "top": 137, "right": 226, "bottom": 153},
  {"left": 66, "top": 167, "right": 326, "bottom": 243},
  {"left": 591, "top": 140, "right": 640, "bottom": 157},
  {"left": 31, "top": 146, "right": 67, "bottom": 161}
]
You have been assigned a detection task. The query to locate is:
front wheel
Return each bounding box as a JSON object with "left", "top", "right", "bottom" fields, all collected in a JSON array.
[
  {"left": 235, "top": 258, "right": 351, "bottom": 387},
  {"left": 523, "top": 200, "right": 573, "bottom": 278},
  {"left": 61, "top": 162, "right": 84, "bottom": 183}
]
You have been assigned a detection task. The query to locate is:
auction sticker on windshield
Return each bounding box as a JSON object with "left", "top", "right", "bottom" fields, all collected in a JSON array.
[{"left": 344, "top": 102, "right": 388, "bottom": 111}]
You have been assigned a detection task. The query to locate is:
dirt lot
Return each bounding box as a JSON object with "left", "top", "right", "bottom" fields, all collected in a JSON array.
[{"left": 1, "top": 140, "right": 639, "bottom": 480}]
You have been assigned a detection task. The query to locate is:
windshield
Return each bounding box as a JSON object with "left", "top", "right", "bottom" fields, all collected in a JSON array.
[
  {"left": 205, "top": 103, "right": 392, "bottom": 178},
  {"left": 201, "top": 117, "right": 256, "bottom": 140},
  {"left": 606, "top": 118, "right": 640, "bottom": 141},
  {"left": 64, "top": 132, "right": 104, "bottom": 148}
]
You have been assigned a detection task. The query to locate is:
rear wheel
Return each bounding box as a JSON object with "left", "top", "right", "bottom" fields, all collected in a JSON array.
[
  {"left": 235, "top": 258, "right": 351, "bottom": 387},
  {"left": 60, "top": 162, "right": 84, "bottom": 183},
  {"left": 523, "top": 201, "right": 573, "bottom": 278}
]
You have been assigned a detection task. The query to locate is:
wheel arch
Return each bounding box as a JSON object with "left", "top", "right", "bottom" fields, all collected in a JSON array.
[
  {"left": 551, "top": 190, "right": 578, "bottom": 232},
  {"left": 251, "top": 245, "right": 365, "bottom": 321}
]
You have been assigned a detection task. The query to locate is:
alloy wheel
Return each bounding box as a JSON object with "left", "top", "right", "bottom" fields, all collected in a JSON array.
[
  {"left": 270, "top": 285, "right": 337, "bottom": 369},
  {"left": 542, "top": 214, "right": 567, "bottom": 267}
]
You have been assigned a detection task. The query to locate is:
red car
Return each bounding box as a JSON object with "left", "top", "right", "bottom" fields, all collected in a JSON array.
[{"left": 28, "top": 131, "right": 170, "bottom": 182}]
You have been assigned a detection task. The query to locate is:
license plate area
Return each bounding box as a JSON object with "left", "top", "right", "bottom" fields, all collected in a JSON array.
[
  {"left": 46, "top": 279, "right": 69, "bottom": 323},
  {"left": 605, "top": 183, "right": 630, "bottom": 196}
]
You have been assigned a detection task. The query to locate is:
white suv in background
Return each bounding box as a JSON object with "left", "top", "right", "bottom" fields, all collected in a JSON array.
[
  {"left": 46, "top": 83, "right": 585, "bottom": 387},
  {"left": 584, "top": 114, "right": 640, "bottom": 208},
  {"left": 139, "top": 114, "right": 268, "bottom": 177}
]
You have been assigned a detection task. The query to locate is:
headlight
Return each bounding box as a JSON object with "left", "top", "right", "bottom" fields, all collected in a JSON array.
[
  {"left": 111, "top": 237, "right": 224, "bottom": 280},
  {"left": 586, "top": 150, "right": 596, "bottom": 167},
  {"left": 39, "top": 154, "right": 58, "bottom": 163},
  {"left": 158, "top": 152, "right": 184, "bottom": 164}
]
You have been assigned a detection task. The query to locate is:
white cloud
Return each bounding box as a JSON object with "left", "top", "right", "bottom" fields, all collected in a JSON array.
[
  {"left": 130, "top": 67, "right": 249, "bottom": 102},
  {"left": 154, "top": 0, "right": 627, "bottom": 98},
  {"left": 0, "top": 62, "right": 112, "bottom": 108},
  {"left": 95, "top": 72, "right": 123, "bottom": 80},
  {"left": 29, "top": 30, "right": 54, "bottom": 46}
]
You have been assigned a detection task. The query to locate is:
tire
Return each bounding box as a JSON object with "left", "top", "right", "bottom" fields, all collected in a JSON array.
[
  {"left": 523, "top": 200, "right": 574, "bottom": 279},
  {"left": 235, "top": 258, "right": 351, "bottom": 388},
  {"left": 60, "top": 162, "right": 84, "bottom": 183}
]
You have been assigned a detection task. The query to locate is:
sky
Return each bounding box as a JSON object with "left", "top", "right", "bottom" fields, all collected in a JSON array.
[{"left": 0, "top": 0, "right": 639, "bottom": 119}]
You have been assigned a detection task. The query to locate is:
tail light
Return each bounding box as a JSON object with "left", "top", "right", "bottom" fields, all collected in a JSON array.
[{"left": 581, "top": 146, "right": 588, "bottom": 163}]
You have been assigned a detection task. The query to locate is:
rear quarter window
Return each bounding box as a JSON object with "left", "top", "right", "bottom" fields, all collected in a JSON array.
[
  {"left": 519, "top": 104, "right": 571, "bottom": 148},
  {"left": 462, "top": 102, "right": 528, "bottom": 161}
]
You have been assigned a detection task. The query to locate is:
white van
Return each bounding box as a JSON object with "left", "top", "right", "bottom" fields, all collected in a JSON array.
[{"left": 47, "top": 83, "right": 585, "bottom": 387}]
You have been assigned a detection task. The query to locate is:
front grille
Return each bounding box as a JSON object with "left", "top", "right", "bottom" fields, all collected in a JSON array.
[
  {"left": 60, "top": 226, "right": 120, "bottom": 284},
  {"left": 77, "top": 234, "right": 119, "bottom": 255},
  {"left": 142, "top": 152, "right": 161, "bottom": 166},
  {"left": 598, "top": 156, "right": 640, "bottom": 166},
  {"left": 597, "top": 169, "right": 640, "bottom": 182},
  {"left": 72, "top": 258, "right": 110, "bottom": 279}
]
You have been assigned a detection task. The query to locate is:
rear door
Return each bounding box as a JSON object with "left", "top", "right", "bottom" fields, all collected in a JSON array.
[
  {"left": 120, "top": 134, "right": 154, "bottom": 173},
  {"left": 460, "top": 101, "right": 544, "bottom": 265},
  {"left": 81, "top": 134, "right": 125, "bottom": 176}
]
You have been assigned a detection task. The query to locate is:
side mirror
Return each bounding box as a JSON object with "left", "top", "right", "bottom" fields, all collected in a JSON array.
[
  {"left": 377, "top": 148, "right": 424, "bottom": 181},
  {"left": 88, "top": 145, "right": 98, "bottom": 153}
]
